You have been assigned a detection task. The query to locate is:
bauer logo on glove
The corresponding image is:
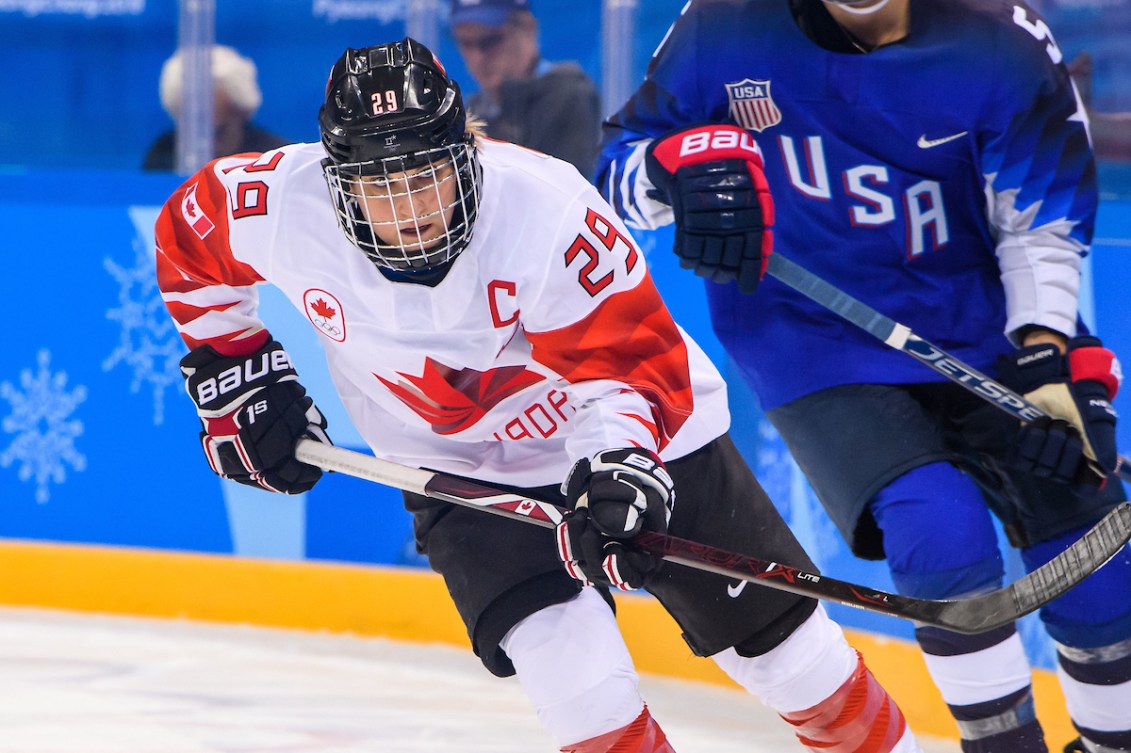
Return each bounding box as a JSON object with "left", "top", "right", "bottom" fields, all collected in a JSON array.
[
  {"left": 180, "top": 336, "right": 332, "bottom": 494},
  {"left": 644, "top": 124, "right": 774, "bottom": 295},
  {"left": 190, "top": 346, "right": 295, "bottom": 408}
]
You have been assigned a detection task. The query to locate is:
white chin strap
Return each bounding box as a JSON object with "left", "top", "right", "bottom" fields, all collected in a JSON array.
[{"left": 825, "top": 0, "right": 891, "bottom": 15}]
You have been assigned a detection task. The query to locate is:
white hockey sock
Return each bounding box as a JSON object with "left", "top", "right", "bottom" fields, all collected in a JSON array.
[
  {"left": 711, "top": 605, "right": 857, "bottom": 710},
  {"left": 920, "top": 632, "right": 1032, "bottom": 707},
  {"left": 1058, "top": 663, "right": 1131, "bottom": 736},
  {"left": 500, "top": 588, "right": 645, "bottom": 747}
]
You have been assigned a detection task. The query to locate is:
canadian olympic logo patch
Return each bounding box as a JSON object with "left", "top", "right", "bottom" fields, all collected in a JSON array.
[
  {"left": 303, "top": 288, "right": 346, "bottom": 343},
  {"left": 181, "top": 182, "right": 215, "bottom": 239}
]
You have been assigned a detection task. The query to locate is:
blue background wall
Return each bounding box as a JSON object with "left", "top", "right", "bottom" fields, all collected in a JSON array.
[
  {"left": 0, "top": 0, "right": 684, "bottom": 171},
  {"left": 0, "top": 0, "right": 1125, "bottom": 171}
]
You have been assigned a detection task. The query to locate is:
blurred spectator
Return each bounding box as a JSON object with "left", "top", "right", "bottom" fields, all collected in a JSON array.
[
  {"left": 1068, "top": 52, "right": 1131, "bottom": 162},
  {"left": 142, "top": 45, "right": 288, "bottom": 172},
  {"left": 449, "top": 0, "right": 601, "bottom": 178}
]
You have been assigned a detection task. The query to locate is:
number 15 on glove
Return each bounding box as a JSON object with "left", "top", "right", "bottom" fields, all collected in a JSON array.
[{"left": 181, "top": 337, "right": 331, "bottom": 494}]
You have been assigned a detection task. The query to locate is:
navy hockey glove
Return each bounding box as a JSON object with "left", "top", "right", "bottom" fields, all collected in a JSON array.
[
  {"left": 645, "top": 124, "right": 774, "bottom": 295},
  {"left": 556, "top": 448, "right": 675, "bottom": 591},
  {"left": 998, "top": 335, "right": 1122, "bottom": 485},
  {"left": 181, "top": 337, "right": 331, "bottom": 494}
]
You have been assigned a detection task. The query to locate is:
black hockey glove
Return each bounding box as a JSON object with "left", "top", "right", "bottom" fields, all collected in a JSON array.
[
  {"left": 997, "top": 335, "right": 1122, "bottom": 485},
  {"left": 555, "top": 448, "right": 675, "bottom": 591},
  {"left": 645, "top": 124, "right": 774, "bottom": 295},
  {"left": 180, "top": 337, "right": 331, "bottom": 494}
]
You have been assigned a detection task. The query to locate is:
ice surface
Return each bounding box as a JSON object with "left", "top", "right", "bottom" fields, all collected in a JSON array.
[{"left": 0, "top": 607, "right": 958, "bottom": 752}]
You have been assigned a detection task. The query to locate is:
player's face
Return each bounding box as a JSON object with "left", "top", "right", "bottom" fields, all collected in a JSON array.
[{"left": 353, "top": 159, "right": 459, "bottom": 250}]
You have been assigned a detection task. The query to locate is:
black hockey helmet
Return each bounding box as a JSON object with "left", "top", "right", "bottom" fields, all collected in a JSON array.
[{"left": 319, "top": 38, "right": 482, "bottom": 271}]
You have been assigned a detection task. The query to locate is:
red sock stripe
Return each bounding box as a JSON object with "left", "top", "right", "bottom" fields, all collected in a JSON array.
[
  {"left": 778, "top": 652, "right": 907, "bottom": 753},
  {"left": 561, "top": 706, "right": 675, "bottom": 753}
]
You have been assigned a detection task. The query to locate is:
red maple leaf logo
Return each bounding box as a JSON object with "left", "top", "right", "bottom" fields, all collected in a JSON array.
[
  {"left": 377, "top": 358, "right": 545, "bottom": 435},
  {"left": 311, "top": 298, "right": 336, "bottom": 319},
  {"left": 185, "top": 199, "right": 197, "bottom": 217}
]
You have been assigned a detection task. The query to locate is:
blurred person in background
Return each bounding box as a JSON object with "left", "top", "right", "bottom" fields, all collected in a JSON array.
[
  {"left": 142, "top": 44, "right": 288, "bottom": 172},
  {"left": 449, "top": 0, "right": 601, "bottom": 178}
]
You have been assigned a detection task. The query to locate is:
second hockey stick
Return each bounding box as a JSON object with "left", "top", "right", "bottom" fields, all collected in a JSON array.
[
  {"left": 764, "top": 252, "right": 1131, "bottom": 484},
  {"left": 295, "top": 439, "right": 1131, "bottom": 634}
]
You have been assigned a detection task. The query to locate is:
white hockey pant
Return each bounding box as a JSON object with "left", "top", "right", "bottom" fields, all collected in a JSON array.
[{"left": 500, "top": 587, "right": 646, "bottom": 748}]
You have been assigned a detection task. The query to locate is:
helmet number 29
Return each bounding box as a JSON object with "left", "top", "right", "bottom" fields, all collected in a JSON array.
[{"left": 371, "top": 90, "right": 400, "bottom": 115}]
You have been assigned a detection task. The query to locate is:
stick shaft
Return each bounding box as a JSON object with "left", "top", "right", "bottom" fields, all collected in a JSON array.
[
  {"left": 295, "top": 440, "right": 1131, "bottom": 634},
  {"left": 765, "top": 253, "right": 1131, "bottom": 482}
]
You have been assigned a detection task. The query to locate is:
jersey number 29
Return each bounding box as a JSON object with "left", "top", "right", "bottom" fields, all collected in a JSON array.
[{"left": 564, "top": 209, "right": 640, "bottom": 297}]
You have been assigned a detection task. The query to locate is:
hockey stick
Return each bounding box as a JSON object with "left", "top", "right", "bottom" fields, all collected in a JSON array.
[
  {"left": 295, "top": 439, "right": 1131, "bottom": 634},
  {"left": 764, "top": 253, "right": 1131, "bottom": 484}
]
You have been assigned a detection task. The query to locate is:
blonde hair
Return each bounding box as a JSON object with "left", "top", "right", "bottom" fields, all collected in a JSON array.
[
  {"left": 159, "top": 44, "right": 262, "bottom": 120},
  {"left": 466, "top": 114, "right": 487, "bottom": 144}
]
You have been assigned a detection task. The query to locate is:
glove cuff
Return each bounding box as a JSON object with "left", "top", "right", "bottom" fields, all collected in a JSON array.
[
  {"left": 1068, "top": 336, "right": 1122, "bottom": 399},
  {"left": 645, "top": 124, "right": 764, "bottom": 189},
  {"left": 1001, "top": 342, "right": 1066, "bottom": 393},
  {"left": 182, "top": 337, "right": 298, "bottom": 415}
]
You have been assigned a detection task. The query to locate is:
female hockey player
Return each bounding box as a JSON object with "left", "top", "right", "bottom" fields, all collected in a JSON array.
[
  {"left": 596, "top": 1, "right": 1130, "bottom": 751},
  {"left": 156, "top": 37, "right": 923, "bottom": 753}
]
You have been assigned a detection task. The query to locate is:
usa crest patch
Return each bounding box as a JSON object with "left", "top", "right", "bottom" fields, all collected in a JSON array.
[{"left": 725, "top": 78, "right": 782, "bottom": 133}]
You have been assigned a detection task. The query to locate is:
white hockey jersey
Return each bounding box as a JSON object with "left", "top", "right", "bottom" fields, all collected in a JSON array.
[{"left": 156, "top": 140, "right": 730, "bottom": 488}]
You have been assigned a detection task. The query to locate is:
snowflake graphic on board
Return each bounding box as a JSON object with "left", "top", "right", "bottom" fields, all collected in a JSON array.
[
  {"left": 103, "top": 206, "right": 184, "bottom": 425},
  {"left": 0, "top": 350, "right": 88, "bottom": 504}
]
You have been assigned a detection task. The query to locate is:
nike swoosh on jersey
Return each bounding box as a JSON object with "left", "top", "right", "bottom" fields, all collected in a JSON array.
[
  {"left": 917, "top": 131, "right": 969, "bottom": 149},
  {"left": 727, "top": 579, "right": 747, "bottom": 598}
]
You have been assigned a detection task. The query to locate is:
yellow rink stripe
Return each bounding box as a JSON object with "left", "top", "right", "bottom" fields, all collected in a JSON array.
[{"left": 0, "top": 541, "right": 1074, "bottom": 746}]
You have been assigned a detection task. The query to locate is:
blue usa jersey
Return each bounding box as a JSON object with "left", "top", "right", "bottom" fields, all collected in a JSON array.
[{"left": 597, "top": 0, "right": 1096, "bottom": 410}]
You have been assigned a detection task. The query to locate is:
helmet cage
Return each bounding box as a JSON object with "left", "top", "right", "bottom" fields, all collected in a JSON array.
[
  {"left": 318, "top": 39, "right": 481, "bottom": 271},
  {"left": 323, "top": 138, "right": 481, "bottom": 271}
]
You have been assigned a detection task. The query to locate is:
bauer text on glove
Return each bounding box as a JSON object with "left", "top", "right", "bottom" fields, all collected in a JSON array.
[{"left": 180, "top": 337, "right": 331, "bottom": 494}]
